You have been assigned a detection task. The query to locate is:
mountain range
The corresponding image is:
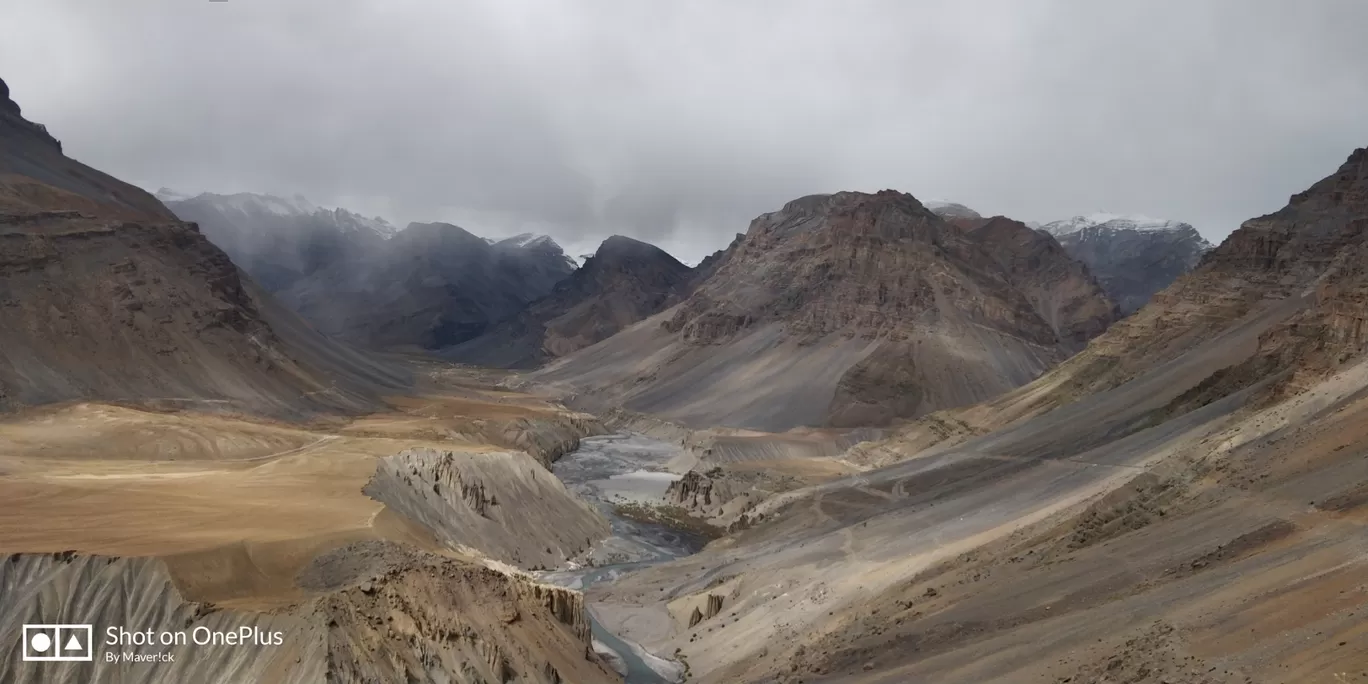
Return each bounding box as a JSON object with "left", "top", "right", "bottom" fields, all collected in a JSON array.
[
  {"left": 445, "top": 235, "right": 700, "bottom": 368},
  {"left": 530, "top": 190, "right": 1119, "bottom": 430},
  {"left": 4, "top": 68, "right": 1367, "bottom": 684},
  {"left": 160, "top": 192, "right": 578, "bottom": 350}
]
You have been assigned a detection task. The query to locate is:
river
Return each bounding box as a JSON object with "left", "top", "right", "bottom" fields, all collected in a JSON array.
[{"left": 540, "top": 433, "right": 708, "bottom": 684}]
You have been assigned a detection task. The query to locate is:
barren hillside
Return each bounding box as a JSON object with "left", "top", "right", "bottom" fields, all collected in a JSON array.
[{"left": 530, "top": 190, "right": 1118, "bottom": 430}]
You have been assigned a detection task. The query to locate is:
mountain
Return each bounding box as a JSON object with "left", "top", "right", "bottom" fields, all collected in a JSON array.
[
  {"left": 589, "top": 148, "right": 1368, "bottom": 684},
  {"left": 0, "top": 77, "right": 408, "bottom": 416},
  {"left": 280, "top": 222, "right": 577, "bottom": 350},
  {"left": 1040, "top": 212, "right": 1213, "bottom": 314},
  {"left": 446, "top": 235, "right": 696, "bottom": 368},
  {"left": 493, "top": 232, "right": 580, "bottom": 272},
  {"left": 960, "top": 216, "right": 1119, "bottom": 345},
  {"left": 161, "top": 191, "right": 578, "bottom": 351},
  {"left": 159, "top": 190, "right": 398, "bottom": 291},
  {"left": 529, "top": 190, "right": 1118, "bottom": 430}
]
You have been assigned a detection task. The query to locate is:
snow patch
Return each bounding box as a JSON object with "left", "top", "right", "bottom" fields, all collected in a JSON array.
[
  {"left": 164, "top": 190, "right": 399, "bottom": 239},
  {"left": 497, "top": 232, "right": 558, "bottom": 249},
  {"left": 1041, "top": 212, "right": 1196, "bottom": 236}
]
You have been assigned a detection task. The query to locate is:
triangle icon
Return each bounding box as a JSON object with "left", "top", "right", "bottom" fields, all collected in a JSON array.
[{"left": 64, "top": 633, "right": 83, "bottom": 651}]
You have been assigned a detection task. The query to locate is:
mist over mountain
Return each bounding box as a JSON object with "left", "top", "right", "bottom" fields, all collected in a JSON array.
[
  {"left": 278, "top": 221, "right": 577, "bottom": 350},
  {"left": 159, "top": 190, "right": 579, "bottom": 351},
  {"left": 159, "top": 190, "right": 396, "bottom": 291}
]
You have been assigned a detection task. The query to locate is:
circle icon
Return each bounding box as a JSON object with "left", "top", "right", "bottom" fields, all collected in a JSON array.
[{"left": 29, "top": 632, "right": 52, "bottom": 653}]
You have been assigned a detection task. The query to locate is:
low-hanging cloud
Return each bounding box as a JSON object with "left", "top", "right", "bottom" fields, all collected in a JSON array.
[{"left": 3, "top": 0, "right": 1366, "bottom": 263}]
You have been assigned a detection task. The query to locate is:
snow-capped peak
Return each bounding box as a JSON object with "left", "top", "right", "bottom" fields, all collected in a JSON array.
[
  {"left": 496, "top": 232, "right": 557, "bottom": 249},
  {"left": 157, "top": 189, "right": 399, "bottom": 239},
  {"left": 1041, "top": 212, "right": 1195, "bottom": 237},
  {"left": 322, "top": 207, "right": 400, "bottom": 239}
]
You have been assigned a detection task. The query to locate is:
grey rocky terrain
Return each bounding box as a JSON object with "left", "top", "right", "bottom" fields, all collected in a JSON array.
[
  {"left": 1040, "top": 212, "right": 1213, "bottom": 314},
  {"left": 530, "top": 190, "right": 1119, "bottom": 430}
]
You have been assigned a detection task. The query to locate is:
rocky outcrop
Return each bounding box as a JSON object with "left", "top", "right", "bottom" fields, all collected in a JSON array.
[
  {"left": 530, "top": 190, "right": 1116, "bottom": 430},
  {"left": 0, "top": 76, "right": 60, "bottom": 151},
  {"left": 312, "top": 544, "right": 612, "bottom": 684},
  {"left": 0, "top": 546, "right": 618, "bottom": 684},
  {"left": 686, "top": 595, "right": 725, "bottom": 628},
  {"left": 1041, "top": 213, "right": 1212, "bottom": 314},
  {"left": 447, "top": 235, "right": 695, "bottom": 368},
  {"left": 363, "top": 448, "right": 608, "bottom": 570},
  {"left": 689, "top": 232, "right": 744, "bottom": 288}
]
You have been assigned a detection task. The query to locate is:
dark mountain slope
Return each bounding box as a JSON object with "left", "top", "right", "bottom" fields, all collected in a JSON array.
[{"left": 447, "top": 235, "right": 695, "bottom": 368}]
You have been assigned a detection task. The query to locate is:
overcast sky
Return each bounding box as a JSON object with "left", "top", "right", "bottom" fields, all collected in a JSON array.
[{"left": 3, "top": 0, "right": 1366, "bottom": 263}]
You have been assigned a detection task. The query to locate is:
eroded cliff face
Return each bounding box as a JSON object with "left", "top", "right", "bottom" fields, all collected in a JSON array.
[
  {"left": 0, "top": 547, "right": 616, "bottom": 684},
  {"left": 363, "top": 448, "right": 609, "bottom": 570},
  {"left": 304, "top": 543, "right": 612, "bottom": 684},
  {"left": 963, "top": 216, "right": 1119, "bottom": 347},
  {"left": 664, "top": 191, "right": 1069, "bottom": 346}
]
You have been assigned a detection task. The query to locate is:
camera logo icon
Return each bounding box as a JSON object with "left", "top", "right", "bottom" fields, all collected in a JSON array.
[{"left": 22, "top": 624, "right": 93, "bottom": 662}]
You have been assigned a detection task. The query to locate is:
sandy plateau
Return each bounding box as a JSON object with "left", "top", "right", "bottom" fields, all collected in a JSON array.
[{"left": 0, "top": 380, "right": 623, "bottom": 683}]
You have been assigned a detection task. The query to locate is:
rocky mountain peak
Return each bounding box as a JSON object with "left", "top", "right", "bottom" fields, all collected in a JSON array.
[
  {"left": 592, "top": 235, "right": 669, "bottom": 260},
  {"left": 1038, "top": 211, "right": 1212, "bottom": 314},
  {"left": 666, "top": 189, "right": 1053, "bottom": 345},
  {"left": 445, "top": 233, "right": 693, "bottom": 369},
  {"left": 399, "top": 221, "right": 488, "bottom": 248},
  {"left": 0, "top": 76, "right": 61, "bottom": 152},
  {"left": 0, "top": 76, "right": 17, "bottom": 116},
  {"left": 531, "top": 189, "right": 1118, "bottom": 430}
]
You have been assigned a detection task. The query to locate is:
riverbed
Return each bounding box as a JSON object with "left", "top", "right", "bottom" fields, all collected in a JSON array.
[{"left": 540, "top": 433, "right": 708, "bottom": 683}]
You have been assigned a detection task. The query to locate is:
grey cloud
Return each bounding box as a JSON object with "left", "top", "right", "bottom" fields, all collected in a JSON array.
[{"left": 2, "top": 0, "right": 1366, "bottom": 264}]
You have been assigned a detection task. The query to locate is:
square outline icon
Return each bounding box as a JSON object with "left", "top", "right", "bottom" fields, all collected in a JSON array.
[{"left": 22, "top": 624, "right": 93, "bottom": 662}]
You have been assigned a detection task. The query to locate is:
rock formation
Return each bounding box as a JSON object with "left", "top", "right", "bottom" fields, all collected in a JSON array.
[
  {"left": 0, "top": 546, "right": 617, "bottom": 684},
  {"left": 532, "top": 191, "right": 1118, "bottom": 430},
  {"left": 363, "top": 448, "right": 608, "bottom": 570}
]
